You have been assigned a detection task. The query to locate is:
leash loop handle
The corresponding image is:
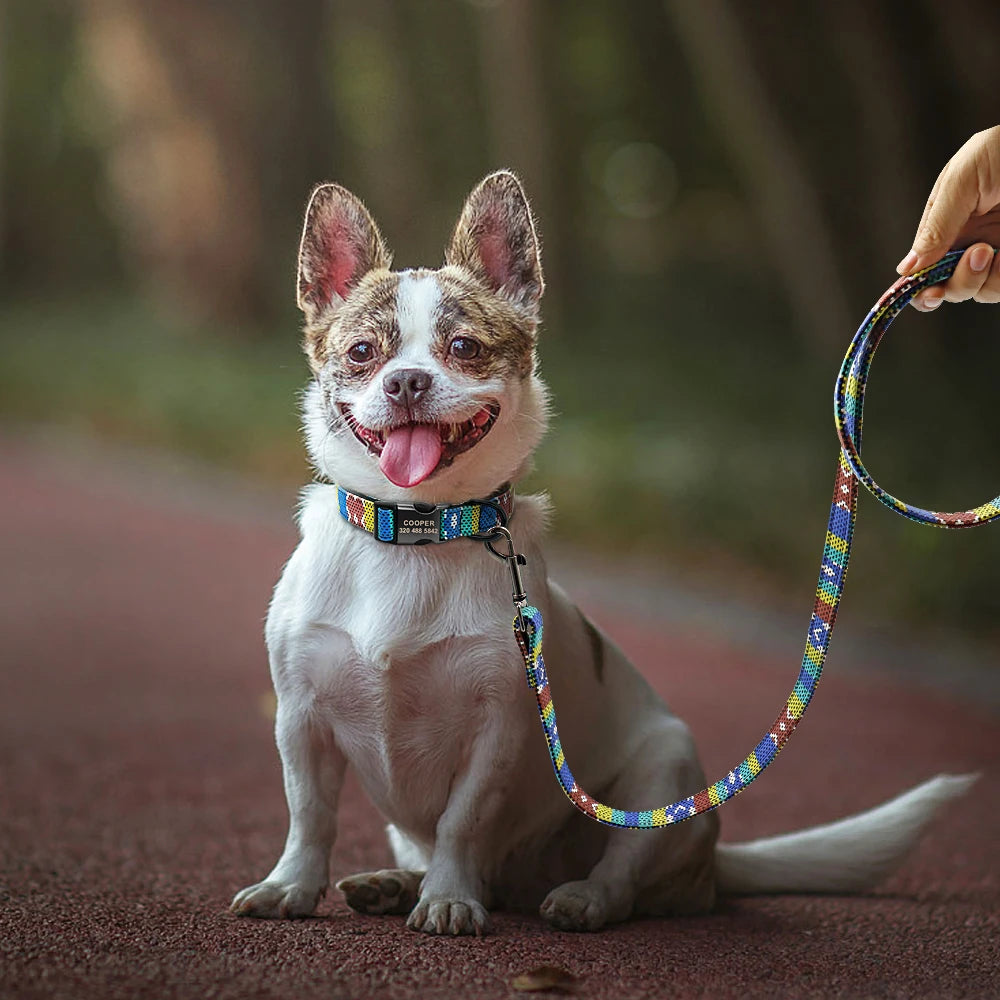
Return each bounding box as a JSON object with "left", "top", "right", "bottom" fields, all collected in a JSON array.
[
  {"left": 836, "top": 248, "right": 1000, "bottom": 528},
  {"left": 514, "top": 248, "right": 998, "bottom": 829}
]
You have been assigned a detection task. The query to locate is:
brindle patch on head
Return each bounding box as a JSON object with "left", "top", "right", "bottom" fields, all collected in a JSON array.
[
  {"left": 303, "top": 270, "right": 401, "bottom": 376},
  {"left": 434, "top": 265, "right": 537, "bottom": 379}
]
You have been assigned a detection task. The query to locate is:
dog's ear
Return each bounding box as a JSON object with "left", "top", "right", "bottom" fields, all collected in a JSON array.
[
  {"left": 445, "top": 170, "right": 543, "bottom": 314},
  {"left": 296, "top": 183, "right": 391, "bottom": 322}
]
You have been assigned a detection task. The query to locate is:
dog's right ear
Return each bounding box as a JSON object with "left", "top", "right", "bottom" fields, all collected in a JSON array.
[{"left": 296, "top": 183, "right": 392, "bottom": 324}]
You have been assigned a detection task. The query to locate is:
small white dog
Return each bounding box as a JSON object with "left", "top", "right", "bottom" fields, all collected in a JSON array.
[{"left": 231, "top": 171, "right": 972, "bottom": 935}]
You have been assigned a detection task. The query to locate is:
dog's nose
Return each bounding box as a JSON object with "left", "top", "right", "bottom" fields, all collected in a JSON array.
[{"left": 383, "top": 368, "right": 433, "bottom": 407}]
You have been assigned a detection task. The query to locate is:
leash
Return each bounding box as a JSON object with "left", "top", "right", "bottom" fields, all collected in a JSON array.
[
  {"left": 334, "top": 249, "right": 997, "bottom": 829},
  {"left": 491, "top": 248, "right": 999, "bottom": 829}
]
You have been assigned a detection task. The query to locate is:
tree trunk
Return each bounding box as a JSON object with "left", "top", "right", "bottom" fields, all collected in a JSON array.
[
  {"left": 0, "top": 0, "right": 6, "bottom": 278},
  {"left": 78, "top": 0, "right": 331, "bottom": 327},
  {"left": 472, "top": 0, "right": 564, "bottom": 325},
  {"left": 822, "top": 0, "right": 922, "bottom": 269},
  {"left": 663, "top": 0, "right": 852, "bottom": 350}
]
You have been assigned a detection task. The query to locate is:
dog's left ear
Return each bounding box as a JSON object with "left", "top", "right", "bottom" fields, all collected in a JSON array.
[{"left": 445, "top": 170, "right": 544, "bottom": 315}]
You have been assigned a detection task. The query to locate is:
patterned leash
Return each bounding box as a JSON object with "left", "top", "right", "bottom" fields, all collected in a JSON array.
[{"left": 495, "top": 248, "right": 999, "bottom": 829}]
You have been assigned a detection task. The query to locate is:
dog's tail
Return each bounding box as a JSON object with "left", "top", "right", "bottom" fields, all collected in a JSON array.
[{"left": 714, "top": 773, "right": 976, "bottom": 895}]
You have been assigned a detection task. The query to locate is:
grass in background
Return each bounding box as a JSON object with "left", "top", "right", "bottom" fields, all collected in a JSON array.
[{"left": 0, "top": 294, "right": 310, "bottom": 483}]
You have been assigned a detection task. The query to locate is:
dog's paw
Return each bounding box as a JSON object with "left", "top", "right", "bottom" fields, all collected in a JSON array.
[
  {"left": 336, "top": 869, "right": 423, "bottom": 915},
  {"left": 406, "top": 896, "right": 490, "bottom": 936},
  {"left": 230, "top": 880, "right": 325, "bottom": 919},
  {"left": 540, "top": 880, "right": 610, "bottom": 932}
]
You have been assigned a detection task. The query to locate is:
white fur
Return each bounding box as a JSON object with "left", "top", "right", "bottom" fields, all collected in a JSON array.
[
  {"left": 715, "top": 773, "right": 978, "bottom": 894},
  {"left": 232, "top": 205, "right": 974, "bottom": 935},
  {"left": 395, "top": 272, "right": 442, "bottom": 361}
]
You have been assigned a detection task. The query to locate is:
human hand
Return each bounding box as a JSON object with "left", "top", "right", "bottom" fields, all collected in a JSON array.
[{"left": 896, "top": 125, "right": 1000, "bottom": 311}]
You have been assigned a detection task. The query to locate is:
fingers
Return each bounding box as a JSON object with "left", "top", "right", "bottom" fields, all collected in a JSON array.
[
  {"left": 967, "top": 244, "right": 1000, "bottom": 303},
  {"left": 900, "top": 167, "right": 948, "bottom": 273},
  {"left": 911, "top": 242, "right": 1000, "bottom": 311},
  {"left": 899, "top": 157, "right": 981, "bottom": 275},
  {"left": 898, "top": 126, "right": 1000, "bottom": 276}
]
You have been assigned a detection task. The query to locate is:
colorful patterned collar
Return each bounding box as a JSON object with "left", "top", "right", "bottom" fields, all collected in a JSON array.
[{"left": 335, "top": 483, "right": 514, "bottom": 545}]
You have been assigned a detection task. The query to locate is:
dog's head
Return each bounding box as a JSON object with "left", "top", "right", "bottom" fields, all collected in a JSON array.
[{"left": 297, "top": 171, "right": 549, "bottom": 502}]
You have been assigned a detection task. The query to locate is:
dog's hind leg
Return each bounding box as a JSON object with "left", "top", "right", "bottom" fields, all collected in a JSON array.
[
  {"left": 336, "top": 825, "right": 427, "bottom": 915},
  {"left": 337, "top": 869, "right": 424, "bottom": 915},
  {"left": 385, "top": 822, "right": 431, "bottom": 870},
  {"left": 540, "top": 716, "right": 719, "bottom": 931}
]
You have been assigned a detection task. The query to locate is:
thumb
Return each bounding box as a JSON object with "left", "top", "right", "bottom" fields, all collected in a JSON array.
[{"left": 899, "top": 158, "right": 981, "bottom": 275}]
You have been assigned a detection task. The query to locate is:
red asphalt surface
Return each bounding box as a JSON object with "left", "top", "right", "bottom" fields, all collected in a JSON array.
[{"left": 1, "top": 436, "right": 998, "bottom": 1000}]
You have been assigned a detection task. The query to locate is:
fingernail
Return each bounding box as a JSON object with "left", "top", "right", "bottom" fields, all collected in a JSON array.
[
  {"left": 969, "top": 244, "right": 993, "bottom": 272},
  {"left": 913, "top": 289, "right": 943, "bottom": 312},
  {"left": 897, "top": 250, "right": 918, "bottom": 274}
]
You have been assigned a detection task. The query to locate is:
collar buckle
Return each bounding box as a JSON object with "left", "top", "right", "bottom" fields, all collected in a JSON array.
[{"left": 393, "top": 502, "right": 442, "bottom": 544}]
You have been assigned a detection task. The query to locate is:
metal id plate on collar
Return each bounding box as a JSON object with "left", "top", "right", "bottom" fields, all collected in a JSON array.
[{"left": 394, "top": 504, "right": 442, "bottom": 544}]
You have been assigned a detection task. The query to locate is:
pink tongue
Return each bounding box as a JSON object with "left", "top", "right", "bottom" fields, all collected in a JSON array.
[{"left": 379, "top": 424, "right": 444, "bottom": 487}]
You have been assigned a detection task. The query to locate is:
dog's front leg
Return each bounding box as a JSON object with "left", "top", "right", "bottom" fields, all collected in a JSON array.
[
  {"left": 406, "top": 701, "right": 517, "bottom": 936},
  {"left": 231, "top": 688, "right": 346, "bottom": 919}
]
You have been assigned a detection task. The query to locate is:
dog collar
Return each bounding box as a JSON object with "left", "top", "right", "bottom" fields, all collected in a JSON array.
[{"left": 335, "top": 483, "right": 514, "bottom": 545}]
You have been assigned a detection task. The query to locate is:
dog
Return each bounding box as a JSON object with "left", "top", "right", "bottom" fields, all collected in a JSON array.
[{"left": 231, "top": 171, "right": 973, "bottom": 935}]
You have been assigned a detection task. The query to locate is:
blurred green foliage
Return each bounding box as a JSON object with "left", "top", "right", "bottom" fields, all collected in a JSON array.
[
  {"left": 0, "top": 295, "right": 306, "bottom": 481},
  {"left": 0, "top": 0, "right": 996, "bottom": 639}
]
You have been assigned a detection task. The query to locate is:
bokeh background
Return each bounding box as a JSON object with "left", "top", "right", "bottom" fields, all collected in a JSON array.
[{"left": 1, "top": 0, "right": 997, "bottom": 642}]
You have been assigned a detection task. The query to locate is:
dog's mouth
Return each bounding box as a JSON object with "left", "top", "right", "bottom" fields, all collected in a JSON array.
[{"left": 339, "top": 403, "right": 500, "bottom": 487}]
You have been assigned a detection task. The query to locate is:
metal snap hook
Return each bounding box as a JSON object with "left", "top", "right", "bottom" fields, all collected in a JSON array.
[{"left": 480, "top": 525, "right": 529, "bottom": 631}]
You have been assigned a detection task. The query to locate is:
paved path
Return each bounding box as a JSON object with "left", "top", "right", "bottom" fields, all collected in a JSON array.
[{"left": 1, "top": 435, "right": 997, "bottom": 999}]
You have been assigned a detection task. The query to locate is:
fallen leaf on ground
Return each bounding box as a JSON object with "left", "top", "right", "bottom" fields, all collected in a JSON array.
[
  {"left": 257, "top": 691, "right": 277, "bottom": 720},
  {"left": 511, "top": 965, "right": 578, "bottom": 993}
]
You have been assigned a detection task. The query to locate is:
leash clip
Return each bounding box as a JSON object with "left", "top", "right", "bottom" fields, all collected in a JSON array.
[{"left": 481, "top": 525, "right": 528, "bottom": 632}]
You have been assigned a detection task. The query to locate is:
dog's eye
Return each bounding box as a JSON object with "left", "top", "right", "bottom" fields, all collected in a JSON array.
[
  {"left": 347, "top": 341, "right": 376, "bottom": 364},
  {"left": 449, "top": 336, "right": 481, "bottom": 360}
]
